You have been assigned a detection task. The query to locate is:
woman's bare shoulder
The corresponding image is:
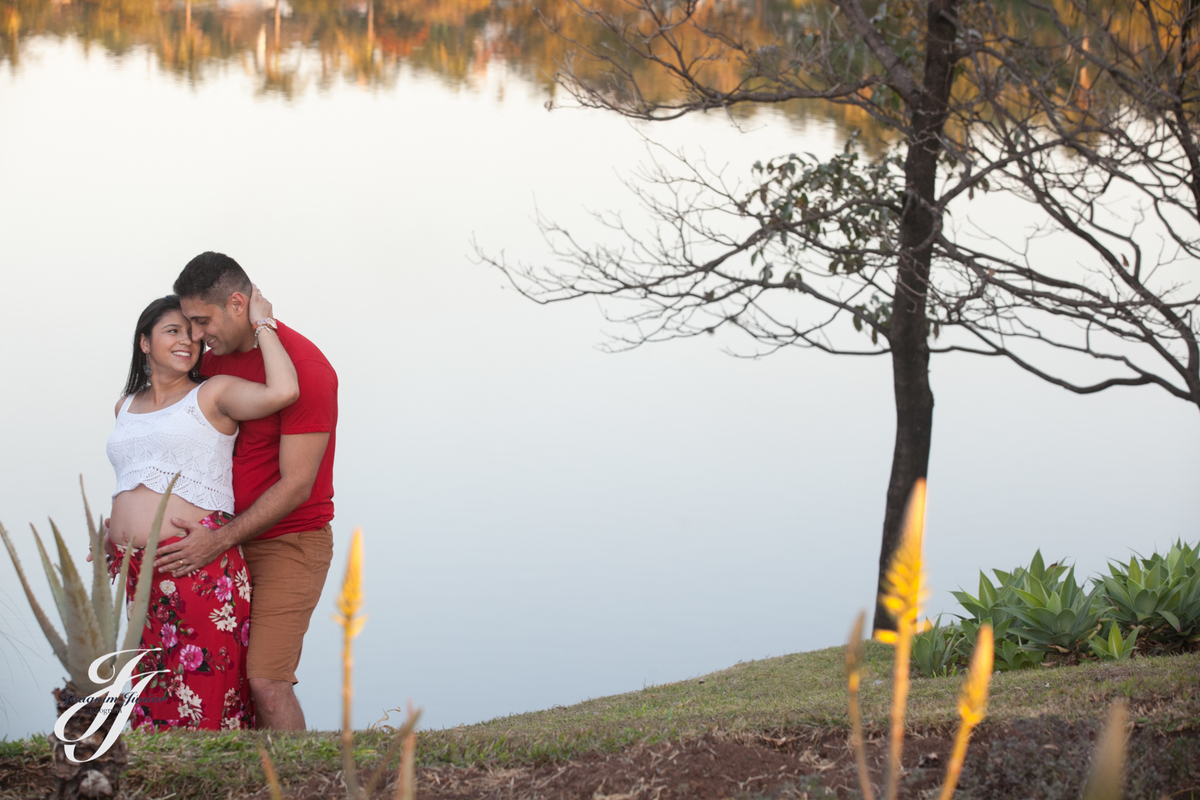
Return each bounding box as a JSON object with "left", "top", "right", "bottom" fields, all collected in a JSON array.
[{"left": 114, "top": 395, "right": 126, "bottom": 418}]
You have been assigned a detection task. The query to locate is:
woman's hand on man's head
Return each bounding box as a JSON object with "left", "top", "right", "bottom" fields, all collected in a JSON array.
[{"left": 249, "top": 284, "right": 274, "bottom": 323}]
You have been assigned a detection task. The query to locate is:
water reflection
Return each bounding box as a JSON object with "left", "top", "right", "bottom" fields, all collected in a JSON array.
[{"left": 2, "top": 0, "right": 873, "bottom": 129}]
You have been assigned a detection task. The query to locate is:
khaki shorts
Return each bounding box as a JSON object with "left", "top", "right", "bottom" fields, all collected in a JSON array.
[{"left": 242, "top": 525, "right": 334, "bottom": 684}]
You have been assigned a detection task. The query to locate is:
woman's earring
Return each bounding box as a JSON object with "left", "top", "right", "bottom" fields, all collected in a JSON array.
[{"left": 143, "top": 362, "right": 152, "bottom": 378}]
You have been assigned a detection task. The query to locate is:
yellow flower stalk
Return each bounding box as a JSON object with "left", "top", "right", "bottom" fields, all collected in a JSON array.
[
  {"left": 881, "top": 479, "right": 928, "bottom": 800},
  {"left": 845, "top": 610, "right": 876, "bottom": 800},
  {"left": 334, "top": 529, "right": 367, "bottom": 800},
  {"left": 881, "top": 480, "right": 929, "bottom": 633},
  {"left": 334, "top": 527, "right": 367, "bottom": 634},
  {"left": 396, "top": 703, "right": 417, "bottom": 800},
  {"left": 258, "top": 745, "right": 284, "bottom": 800},
  {"left": 328, "top": 529, "right": 423, "bottom": 800},
  {"left": 258, "top": 526, "right": 426, "bottom": 800},
  {"left": 1081, "top": 700, "right": 1129, "bottom": 800},
  {"left": 937, "top": 623, "right": 993, "bottom": 800}
]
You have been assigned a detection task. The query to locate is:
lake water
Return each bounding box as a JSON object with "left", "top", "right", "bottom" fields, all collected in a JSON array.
[{"left": 2, "top": 0, "right": 1198, "bottom": 740}]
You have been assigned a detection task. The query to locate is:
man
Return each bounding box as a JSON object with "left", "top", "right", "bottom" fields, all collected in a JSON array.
[{"left": 154, "top": 251, "right": 338, "bottom": 731}]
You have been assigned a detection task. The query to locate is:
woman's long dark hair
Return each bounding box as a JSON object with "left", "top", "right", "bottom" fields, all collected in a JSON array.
[{"left": 123, "top": 295, "right": 206, "bottom": 397}]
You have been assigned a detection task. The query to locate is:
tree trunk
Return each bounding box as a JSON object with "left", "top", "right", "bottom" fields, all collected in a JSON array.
[
  {"left": 873, "top": 0, "right": 959, "bottom": 632},
  {"left": 48, "top": 685, "right": 129, "bottom": 800}
]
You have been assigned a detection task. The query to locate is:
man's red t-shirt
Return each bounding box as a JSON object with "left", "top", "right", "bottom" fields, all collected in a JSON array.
[{"left": 202, "top": 322, "right": 337, "bottom": 540}]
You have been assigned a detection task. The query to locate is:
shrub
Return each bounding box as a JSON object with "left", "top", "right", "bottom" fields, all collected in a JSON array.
[
  {"left": 1000, "top": 563, "right": 1105, "bottom": 660},
  {"left": 911, "top": 616, "right": 964, "bottom": 678},
  {"left": 1096, "top": 540, "right": 1200, "bottom": 654},
  {"left": 947, "top": 542, "right": 1200, "bottom": 669},
  {"left": 982, "top": 623, "right": 1047, "bottom": 671},
  {"left": 951, "top": 551, "right": 1066, "bottom": 670},
  {"left": 1089, "top": 621, "right": 1139, "bottom": 661}
]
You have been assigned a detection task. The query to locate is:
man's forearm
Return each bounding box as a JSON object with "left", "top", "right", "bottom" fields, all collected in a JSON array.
[{"left": 217, "top": 480, "right": 310, "bottom": 548}]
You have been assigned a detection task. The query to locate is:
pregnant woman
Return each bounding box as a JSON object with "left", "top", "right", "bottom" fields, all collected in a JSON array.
[{"left": 105, "top": 287, "right": 297, "bottom": 730}]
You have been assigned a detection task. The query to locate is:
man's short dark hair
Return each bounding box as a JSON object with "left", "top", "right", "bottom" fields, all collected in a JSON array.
[{"left": 174, "top": 252, "right": 252, "bottom": 307}]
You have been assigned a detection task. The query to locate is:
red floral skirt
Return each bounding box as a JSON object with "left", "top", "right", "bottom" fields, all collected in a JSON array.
[{"left": 108, "top": 511, "right": 255, "bottom": 731}]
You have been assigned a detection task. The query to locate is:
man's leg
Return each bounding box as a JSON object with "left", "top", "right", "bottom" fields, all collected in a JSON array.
[
  {"left": 251, "top": 678, "right": 306, "bottom": 730},
  {"left": 241, "top": 526, "right": 335, "bottom": 731}
]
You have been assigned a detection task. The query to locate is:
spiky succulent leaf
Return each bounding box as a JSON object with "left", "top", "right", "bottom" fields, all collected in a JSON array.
[
  {"left": 81, "top": 489, "right": 117, "bottom": 657},
  {"left": 1090, "top": 622, "right": 1138, "bottom": 660},
  {"left": 49, "top": 518, "right": 107, "bottom": 693},
  {"left": 29, "top": 524, "right": 67, "bottom": 629},
  {"left": 82, "top": 478, "right": 116, "bottom": 653},
  {"left": 111, "top": 535, "right": 134, "bottom": 640},
  {"left": 911, "top": 615, "right": 965, "bottom": 678},
  {"left": 0, "top": 521, "right": 69, "bottom": 669}
]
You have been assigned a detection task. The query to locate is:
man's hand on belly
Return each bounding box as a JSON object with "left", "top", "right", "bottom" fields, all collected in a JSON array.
[
  {"left": 153, "top": 522, "right": 232, "bottom": 577},
  {"left": 153, "top": 432, "right": 329, "bottom": 577}
]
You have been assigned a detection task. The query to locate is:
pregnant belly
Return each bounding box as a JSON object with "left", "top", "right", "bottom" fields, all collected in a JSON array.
[{"left": 110, "top": 485, "right": 214, "bottom": 548}]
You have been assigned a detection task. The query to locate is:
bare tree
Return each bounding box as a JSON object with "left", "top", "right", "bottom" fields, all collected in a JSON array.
[
  {"left": 480, "top": 0, "right": 1200, "bottom": 631},
  {"left": 939, "top": 0, "right": 1200, "bottom": 408}
]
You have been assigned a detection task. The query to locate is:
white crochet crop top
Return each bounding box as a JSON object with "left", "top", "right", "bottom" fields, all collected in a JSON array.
[{"left": 106, "top": 383, "right": 237, "bottom": 513}]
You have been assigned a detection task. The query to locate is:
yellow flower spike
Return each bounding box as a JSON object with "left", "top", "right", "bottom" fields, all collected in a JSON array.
[
  {"left": 881, "top": 479, "right": 929, "bottom": 634},
  {"left": 337, "top": 528, "right": 366, "bottom": 800},
  {"left": 883, "top": 479, "right": 927, "bottom": 800},
  {"left": 334, "top": 528, "right": 366, "bottom": 629},
  {"left": 395, "top": 700, "right": 418, "bottom": 800},
  {"left": 845, "top": 611, "right": 876, "bottom": 800},
  {"left": 258, "top": 745, "right": 284, "bottom": 800},
  {"left": 1081, "top": 700, "right": 1129, "bottom": 800},
  {"left": 958, "top": 624, "right": 993, "bottom": 727},
  {"left": 938, "top": 623, "right": 994, "bottom": 800},
  {"left": 846, "top": 612, "right": 865, "bottom": 693}
]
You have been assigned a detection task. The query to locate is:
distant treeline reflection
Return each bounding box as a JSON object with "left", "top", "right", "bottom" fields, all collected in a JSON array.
[{"left": 2, "top": 0, "right": 857, "bottom": 124}]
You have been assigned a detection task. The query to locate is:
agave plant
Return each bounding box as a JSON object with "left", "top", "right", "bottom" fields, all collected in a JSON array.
[
  {"left": 982, "top": 625, "right": 1046, "bottom": 671},
  {"left": 952, "top": 570, "right": 1021, "bottom": 630},
  {"left": 952, "top": 554, "right": 1056, "bottom": 670},
  {"left": 1089, "top": 621, "right": 1140, "bottom": 661},
  {"left": 1096, "top": 541, "right": 1200, "bottom": 653},
  {"left": 911, "top": 615, "right": 965, "bottom": 678},
  {"left": 952, "top": 553, "right": 1067, "bottom": 629},
  {"left": 1000, "top": 564, "right": 1105, "bottom": 659},
  {"left": 0, "top": 476, "right": 175, "bottom": 800}
]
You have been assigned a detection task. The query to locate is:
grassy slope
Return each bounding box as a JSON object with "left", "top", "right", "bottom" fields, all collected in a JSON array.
[
  {"left": 424, "top": 642, "right": 1200, "bottom": 758},
  {"left": 4, "top": 643, "right": 1198, "bottom": 798}
]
